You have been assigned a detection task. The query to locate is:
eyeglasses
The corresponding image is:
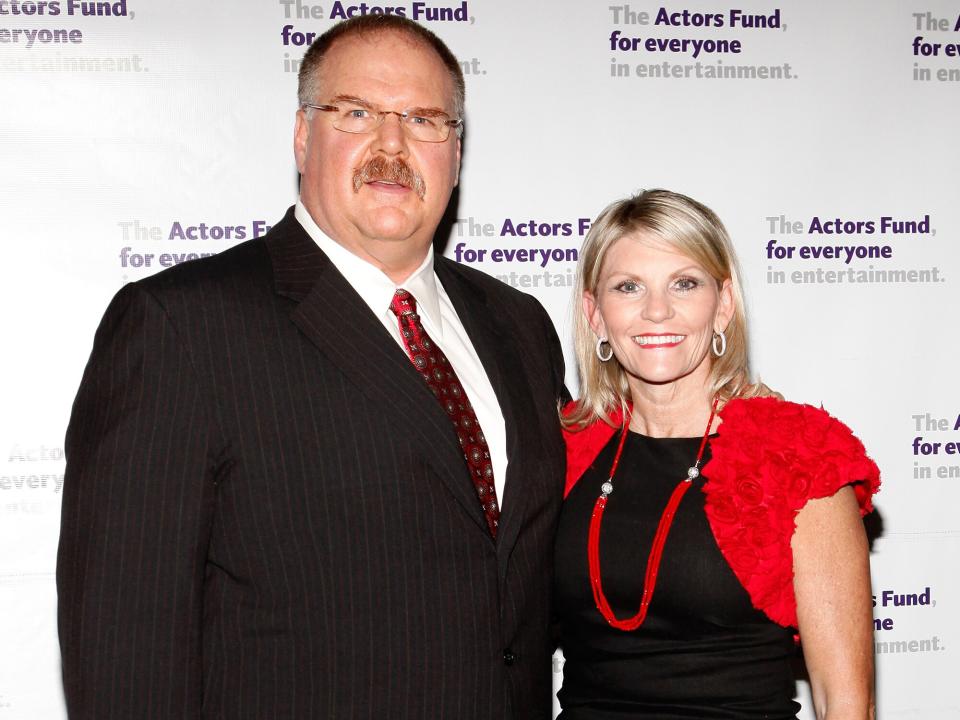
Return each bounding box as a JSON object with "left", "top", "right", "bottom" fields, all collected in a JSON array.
[{"left": 303, "top": 101, "right": 463, "bottom": 143}]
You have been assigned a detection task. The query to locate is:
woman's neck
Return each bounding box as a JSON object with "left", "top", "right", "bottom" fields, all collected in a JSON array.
[{"left": 626, "top": 373, "right": 719, "bottom": 438}]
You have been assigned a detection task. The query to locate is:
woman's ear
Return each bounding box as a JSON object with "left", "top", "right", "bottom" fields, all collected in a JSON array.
[
  {"left": 715, "top": 278, "right": 734, "bottom": 333},
  {"left": 583, "top": 290, "right": 606, "bottom": 339}
]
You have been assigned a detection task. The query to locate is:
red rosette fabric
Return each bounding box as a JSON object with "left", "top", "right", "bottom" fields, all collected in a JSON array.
[
  {"left": 703, "top": 397, "right": 881, "bottom": 628},
  {"left": 562, "top": 400, "right": 622, "bottom": 498}
]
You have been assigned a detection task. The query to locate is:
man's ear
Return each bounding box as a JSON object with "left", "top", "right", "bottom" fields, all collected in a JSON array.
[
  {"left": 453, "top": 137, "right": 461, "bottom": 187},
  {"left": 294, "top": 109, "right": 310, "bottom": 174}
]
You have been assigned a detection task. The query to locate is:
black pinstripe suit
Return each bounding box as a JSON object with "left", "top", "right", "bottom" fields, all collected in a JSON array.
[{"left": 57, "top": 207, "right": 567, "bottom": 719}]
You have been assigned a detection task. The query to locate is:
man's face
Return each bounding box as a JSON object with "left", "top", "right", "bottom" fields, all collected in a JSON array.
[{"left": 294, "top": 31, "right": 461, "bottom": 270}]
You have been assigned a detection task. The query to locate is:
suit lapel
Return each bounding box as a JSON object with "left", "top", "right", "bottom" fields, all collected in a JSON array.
[
  {"left": 436, "top": 260, "right": 545, "bottom": 567},
  {"left": 266, "top": 211, "right": 490, "bottom": 537}
]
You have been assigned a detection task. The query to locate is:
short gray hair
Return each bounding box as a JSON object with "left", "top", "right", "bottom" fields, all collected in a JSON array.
[{"left": 297, "top": 15, "right": 465, "bottom": 126}]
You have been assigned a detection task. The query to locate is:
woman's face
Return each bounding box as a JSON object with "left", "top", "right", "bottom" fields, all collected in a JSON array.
[{"left": 583, "top": 232, "right": 734, "bottom": 392}]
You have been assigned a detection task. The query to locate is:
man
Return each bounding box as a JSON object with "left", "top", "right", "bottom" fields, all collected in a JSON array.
[{"left": 57, "top": 15, "right": 566, "bottom": 720}]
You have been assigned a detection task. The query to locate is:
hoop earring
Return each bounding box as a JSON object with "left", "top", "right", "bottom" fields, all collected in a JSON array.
[
  {"left": 596, "top": 337, "right": 613, "bottom": 362},
  {"left": 712, "top": 330, "right": 727, "bottom": 358}
]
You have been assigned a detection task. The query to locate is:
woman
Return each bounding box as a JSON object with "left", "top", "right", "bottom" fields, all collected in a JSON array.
[{"left": 554, "top": 189, "right": 879, "bottom": 719}]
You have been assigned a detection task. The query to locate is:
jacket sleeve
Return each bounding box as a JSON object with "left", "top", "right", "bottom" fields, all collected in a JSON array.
[{"left": 57, "top": 282, "right": 217, "bottom": 719}]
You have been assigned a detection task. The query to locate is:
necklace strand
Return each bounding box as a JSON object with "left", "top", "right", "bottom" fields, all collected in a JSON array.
[{"left": 588, "top": 396, "right": 720, "bottom": 631}]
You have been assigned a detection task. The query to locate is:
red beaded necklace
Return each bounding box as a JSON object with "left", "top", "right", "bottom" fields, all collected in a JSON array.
[{"left": 588, "top": 396, "right": 720, "bottom": 631}]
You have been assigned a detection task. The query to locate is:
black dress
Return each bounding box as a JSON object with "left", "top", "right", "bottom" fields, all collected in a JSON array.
[{"left": 554, "top": 430, "right": 800, "bottom": 719}]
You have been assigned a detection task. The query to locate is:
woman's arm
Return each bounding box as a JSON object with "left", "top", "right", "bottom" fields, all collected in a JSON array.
[{"left": 792, "top": 485, "right": 875, "bottom": 720}]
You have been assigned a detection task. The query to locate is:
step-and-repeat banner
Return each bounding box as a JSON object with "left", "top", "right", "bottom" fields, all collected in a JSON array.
[{"left": 1, "top": 1, "right": 957, "bottom": 717}]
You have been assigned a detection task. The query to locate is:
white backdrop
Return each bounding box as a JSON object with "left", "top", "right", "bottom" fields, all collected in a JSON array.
[{"left": 1, "top": 1, "right": 958, "bottom": 717}]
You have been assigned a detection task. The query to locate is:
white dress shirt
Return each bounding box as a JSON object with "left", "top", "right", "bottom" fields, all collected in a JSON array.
[{"left": 294, "top": 200, "right": 509, "bottom": 506}]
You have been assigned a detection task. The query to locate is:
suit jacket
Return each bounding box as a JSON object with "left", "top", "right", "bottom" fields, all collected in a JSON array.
[{"left": 57, "top": 208, "right": 567, "bottom": 719}]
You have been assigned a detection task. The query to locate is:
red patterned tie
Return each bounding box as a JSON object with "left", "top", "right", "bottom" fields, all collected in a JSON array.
[{"left": 389, "top": 288, "right": 500, "bottom": 537}]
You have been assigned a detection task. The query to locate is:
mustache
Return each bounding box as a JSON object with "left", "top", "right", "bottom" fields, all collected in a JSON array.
[{"left": 352, "top": 156, "right": 426, "bottom": 199}]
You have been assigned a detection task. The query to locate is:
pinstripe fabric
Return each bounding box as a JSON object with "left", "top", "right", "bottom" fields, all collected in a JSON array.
[{"left": 57, "top": 207, "right": 567, "bottom": 720}]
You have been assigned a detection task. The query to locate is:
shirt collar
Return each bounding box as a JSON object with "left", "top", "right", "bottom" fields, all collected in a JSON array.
[{"left": 294, "top": 198, "right": 442, "bottom": 334}]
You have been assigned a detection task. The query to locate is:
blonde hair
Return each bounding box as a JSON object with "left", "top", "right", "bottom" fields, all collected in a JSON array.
[{"left": 565, "top": 189, "right": 759, "bottom": 430}]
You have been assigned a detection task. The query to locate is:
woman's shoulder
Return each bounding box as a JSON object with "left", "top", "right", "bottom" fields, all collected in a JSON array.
[
  {"left": 714, "top": 395, "right": 880, "bottom": 512},
  {"left": 561, "top": 400, "right": 622, "bottom": 498},
  {"left": 703, "top": 395, "right": 881, "bottom": 628}
]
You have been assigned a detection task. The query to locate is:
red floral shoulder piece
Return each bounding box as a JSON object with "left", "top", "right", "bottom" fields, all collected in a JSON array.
[
  {"left": 561, "top": 397, "right": 881, "bottom": 630},
  {"left": 702, "top": 397, "right": 881, "bottom": 628},
  {"left": 562, "top": 400, "right": 622, "bottom": 498}
]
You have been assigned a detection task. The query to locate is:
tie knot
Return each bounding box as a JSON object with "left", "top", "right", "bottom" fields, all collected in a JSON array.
[{"left": 390, "top": 288, "right": 418, "bottom": 318}]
